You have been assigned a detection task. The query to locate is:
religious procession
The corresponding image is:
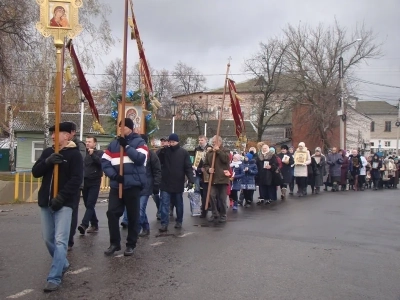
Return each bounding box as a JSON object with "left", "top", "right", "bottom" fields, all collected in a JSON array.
[{"left": 3, "top": 0, "right": 399, "bottom": 298}]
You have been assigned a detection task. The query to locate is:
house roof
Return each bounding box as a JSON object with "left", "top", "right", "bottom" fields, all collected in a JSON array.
[
  {"left": 356, "top": 101, "right": 398, "bottom": 115},
  {"left": 154, "top": 119, "right": 258, "bottom": 141},
  {"left": 14, "top": 111, "right": 113, "bottom": 134}
]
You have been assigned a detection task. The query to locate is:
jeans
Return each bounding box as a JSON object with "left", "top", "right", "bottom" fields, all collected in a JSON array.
[
  {"left": 81, "top": 184, "right": 100, "bottom": 228},
  {"left": 107, "top": 187, "right": 141, "bottom": 247},
  {"left": 194, "top": 176, "right": 201, "bottom": 193},
  {"left": 139, "top": 195, "right": 150, "bottom": 231},
  {"left": 40, "top": 206, "right": 72, "bottom": 285},
  {"left": 160, "top": 191, "right": 183, "bottom": 226}
]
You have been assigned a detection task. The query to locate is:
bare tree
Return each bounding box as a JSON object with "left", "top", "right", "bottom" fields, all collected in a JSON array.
[
  {"left": 152, "top": 69, "right": 176, "bottom": 117},
  {"left": 173, "top": 61, "right": 206, "bottom": 95},
  {"left": 244, "top": 37, "right": 292, "bottom": 141},
  {"left": 282, "top": 21, "right": 381, "bottom": 150}
]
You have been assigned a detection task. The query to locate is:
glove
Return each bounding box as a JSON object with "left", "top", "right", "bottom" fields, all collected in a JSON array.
[
  {"left": 50, "top": 195, "right": 65, "bottom": 211},
  {"left": 45, "top": 153, "right": 64, "bottom": 165},
  {"left": 118, "top": 136, "right": 128, "bottom": 147},
  {"left": 186, "top": 182, "right": 194, "bottom": 190},
  {"left": 115, "top": 174, "right": 124, "bottom": 184},
  {"left": 153, "top": 185, "right": 159, "bottom": 195}
]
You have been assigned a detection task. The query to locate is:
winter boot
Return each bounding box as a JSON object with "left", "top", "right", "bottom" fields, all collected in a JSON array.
[
  {"left": 303, "top": 188, "right": 307, "bottom": 196},
  {"left": 332, "top": 182, "right": 337, "bottom": 192},
  {"left": 281, "top": 188, "right": 287, "bottom": 200},
  {"left": 315, "top": 186, "right": 320, "bottom": 194}
]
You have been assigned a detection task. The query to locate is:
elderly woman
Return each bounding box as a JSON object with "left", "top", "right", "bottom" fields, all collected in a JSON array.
[
  {"left": 311, "top": 147, "right": 326, "bottom": 194},
  {"left": 293, "top": 142, "right": 311, "bottom": 197},
  {"left": 255, "top": 144, "right": 279, "bottom": 204},
  {"left": 326, "top": 147, "right": 343, "bottom": 192}
]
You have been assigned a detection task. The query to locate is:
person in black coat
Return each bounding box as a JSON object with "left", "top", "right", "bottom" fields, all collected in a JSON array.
[
  {"left": 158, "top": 133, "right": 194, "bottom": 232},
  {"left": 32, "top": 122, "right": 83, "bottom": 292},
  {"left": 277, "top": 145, "right": 294, "bottom": 199}
]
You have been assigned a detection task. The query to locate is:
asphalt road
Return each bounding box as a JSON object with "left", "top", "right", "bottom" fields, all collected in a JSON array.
[{"left": 1, "top": 189, "right": 400, "bottom": 300}]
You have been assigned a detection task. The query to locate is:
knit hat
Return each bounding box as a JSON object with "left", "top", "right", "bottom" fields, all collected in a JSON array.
[
  {"left": 269, "top": 147, "right": 276, "bottom": 154},
  {"left": 233, "top": 154, "right": 242, "bottom": 161},
  {"left": 119, "top": 118, "right": 134, "bottom": 131},
  {"left": 298, "top": 142, "right": 305, "bottom": 147},
  {"left": 168, "top": 133, "right": 179, "bottom": 142},
  {"left": 281, "top": 145, "right": 289, "bottom": 150},
  {"left": 245, "top": 153, "right": 253, "bottom": 160},
  {"left": 315, "top": 147, "right": 321, "bottom": 152}
]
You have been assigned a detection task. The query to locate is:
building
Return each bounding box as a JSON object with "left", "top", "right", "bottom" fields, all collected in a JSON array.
[{"left": 356, "top": 101, "right": 399, "bottom": 155}]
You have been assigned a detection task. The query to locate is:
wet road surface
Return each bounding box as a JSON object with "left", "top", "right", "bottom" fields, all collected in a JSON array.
[{"left": 1, "top": 189, "right": 400, "bottom": 299}]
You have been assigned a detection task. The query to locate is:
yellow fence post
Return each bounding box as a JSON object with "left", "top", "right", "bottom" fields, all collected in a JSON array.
[
  {"left": 22, "top": 172, "right": 26, "bottom": 202},
  {"left": 14, "top": 172, "right": 19, "bottom": 202}
]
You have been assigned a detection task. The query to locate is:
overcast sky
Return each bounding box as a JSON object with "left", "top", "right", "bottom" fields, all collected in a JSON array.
[{"left": 93, "top": 0, "right": 400, "bottom": 104}]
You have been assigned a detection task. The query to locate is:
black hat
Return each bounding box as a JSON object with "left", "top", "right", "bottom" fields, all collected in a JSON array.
[
  {"left": 49, "top": 122, "right": 72, "bottom": 133},
  {"left": 140, "top": 134, "right": 148, "bottom": 144},
  {"left": 168, "top": 133, "right": 179, "bottom": 142},
  {"left": 119, "top": 118, "right": 134, "bottom": 131},
  {"left": 281, "top": 145, "right": 289, "bottom": 150},
  {"left": 64, "top": 121, "right": 77, "bottom": 131}
]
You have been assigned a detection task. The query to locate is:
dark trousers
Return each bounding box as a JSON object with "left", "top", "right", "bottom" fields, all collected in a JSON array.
[
  {"left": 231, "top": 189, "right": 239, "bottom": 205},
  {"left": 81, "top": 183, "right": 100, "bottom": 228},
  {"left": 296, "top": 177, "right": 307, "bottom": 192},
  {"left": 106, "top": 187, "right": 141, "bottom": 247},
  {"left": 210, "top": 184, "right": 227, "bottom": 217},
  {"left": 243, "top": 189, "right": 254, "bottom": 203},
  {"left": 201, "top": 182, "right": 210, "bottom": 215},
  {"left": 358, "top": 175, "right": 366, "bottom": 189},
  {"left": 259, "top": 185, "right": 277, "bottom": 201},
  {"left": 68, "top": 190, "right": 81, "bottom": 247}
]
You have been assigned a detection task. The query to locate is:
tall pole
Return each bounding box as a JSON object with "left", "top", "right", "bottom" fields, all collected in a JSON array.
[
  {"left": 172, "top": 115, "right": 175, "bottom": 133},
  {"left": 204, "top": 122, "right": 207, "bottom": 137},
  {"left": 339, "top": 56, "right": 345, "bottom": 150},
  {"left": 205, "top": 61, "right": 231, "bottom": 210},
  {"left": 79, "top": 99, "right": 84, "bottom": 141},
  {"left": 396, "top": 98, "right": 400, "bottom": 156},
  {"left": 119, "top": 0, "right": 129, "bottom": 198}
]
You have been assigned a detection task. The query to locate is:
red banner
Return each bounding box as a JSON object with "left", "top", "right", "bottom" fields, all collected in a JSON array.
[
  {"left": 66, "top": 40, "right": 100, "bottom": 123},
  {"left": 228, "top": 79, "right": 245, "bottom": 138},
  {"left": 129, "top": 0, "right": 153, "bottom": 93}
]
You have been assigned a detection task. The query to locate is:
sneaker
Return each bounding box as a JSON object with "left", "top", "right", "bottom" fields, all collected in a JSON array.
[
  {"left": 264, "top": 200, "right": 271, "bottom": 205},
  {"left": 174, "top": 222, "right": 182, "bottom": 229},
  {"left": 121, "top": 222, "right": 128, "bottom": 229},
  {"left": 159, "top": 225, "right": 168, "bottom": 232},
  {"left": 77, "top": 224, "right": 87, "bottom": 235},
  {"left": 232, "top": 205, "right": 238, "bottom": 210},
  {"left": 86, "top": 226, "right": 99, "bottom": 233},
  {"left": 43, "top": 281, "right": 59, "bottom": 292},
  {"left": 139, "top": 229, "right": 150, "bottom": 237}
]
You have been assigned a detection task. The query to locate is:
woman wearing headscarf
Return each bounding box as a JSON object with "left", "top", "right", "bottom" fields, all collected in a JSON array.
[
  {"left": 370, "top": 154, "right": 382, "bottom": 190},
  {"left": 311, "top": 147, "right": 326, "bottom": 194},
  {"left": 293, "top": 142, "right": 311, "bottom": 197},
  {"left": 326, "top": 147, "right": 343, "bottom": 192},
  {"left": 339, "top": 149, "right": 349, "bottom": 191},
  {"left": 288, "top": 146, "right": 295, "bottom": 194},
  {"left": 255, "top": 144, "right": 279, "bottom": 204}
]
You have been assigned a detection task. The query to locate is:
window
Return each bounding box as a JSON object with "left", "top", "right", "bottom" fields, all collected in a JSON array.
[
  {"left": 385, "top": 121, "right": 391, "bottom": 132},
  {"left": 32, "top": 141, "right": 44, "bottom": 162},
  {"left": 370, "top": 142, "right": 375, "bottom": 147},
  {"left": 370, "top": 121, "right": 375, "bottom": 132},
  {"left": 385, "top": 141, "right": 391, "bottom": 147},
  {"left": 284, "top": 127, "right": 292, "bottom": 139}
]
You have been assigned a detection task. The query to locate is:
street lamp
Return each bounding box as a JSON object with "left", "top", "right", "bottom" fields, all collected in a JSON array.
[
  {"left": 171, "top": 100, "right": 177, "bottom": 133},
  {"left": 203, "top": 109, "right": 210, "bottom": 137},
  {"left": 76, "top": 85, "right": 85, "bottom": 140},
  {"left": 338, "top": 38, "right": 362, "bottom": 150},
  {"left": 396, "top": 98, "right": 400, "bottom": 156}
]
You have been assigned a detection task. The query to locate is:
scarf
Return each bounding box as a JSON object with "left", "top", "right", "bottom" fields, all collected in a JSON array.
[
  {"left": 230, "top": 160, "right": 242, "bottom": 168},
  {"left": 258, "top": 152, "right": 274, "bottom": 161}
]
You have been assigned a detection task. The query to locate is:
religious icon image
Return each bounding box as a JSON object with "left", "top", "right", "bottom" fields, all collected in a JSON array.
[{"left": 49, "top": 3, "right": 70, "bottom": 28}]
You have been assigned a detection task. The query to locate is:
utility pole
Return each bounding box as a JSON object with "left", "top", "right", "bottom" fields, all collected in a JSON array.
[
  {"left": 396, "top": 98, "right": 400, "bottom": 156},
  {"left": 338, "top": 56, "right": 345, "bottom": 150},
  {"left": 6, "top": 86, "right": 15, "bottom": 171}
]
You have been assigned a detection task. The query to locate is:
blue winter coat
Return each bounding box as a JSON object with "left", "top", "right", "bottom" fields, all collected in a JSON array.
[
  {"left": 231, "top": 162, "right": 244, "bottom": 191},
  {"left": 101, "top": 133, "right": 148, "bottom": 189},
  {"left": 240, "top": 159, "right": 258, "bottom": 190}
]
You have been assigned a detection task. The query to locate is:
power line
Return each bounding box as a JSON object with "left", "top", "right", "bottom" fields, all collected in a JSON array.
[{"left": 349, "top": 76, "right": 400, "bottom": 89}]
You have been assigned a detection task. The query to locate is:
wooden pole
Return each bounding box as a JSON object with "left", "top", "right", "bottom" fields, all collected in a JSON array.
[
  {"left": 119, "top": 0, "right": 129, "bottom": 198},
  {"left": 52, "top": 37, "right": 65, "bottom": 197},
  {"left": 205, "top": 61, "right": 231, "bottom": 210}
]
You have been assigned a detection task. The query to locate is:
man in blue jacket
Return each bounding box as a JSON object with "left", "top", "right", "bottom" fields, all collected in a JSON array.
[
  {"left": 101, "top": 118, "right": 148, "bottom": 256},
  {"left": 32, "top": 122, "right": 83, "bottom": 292}
]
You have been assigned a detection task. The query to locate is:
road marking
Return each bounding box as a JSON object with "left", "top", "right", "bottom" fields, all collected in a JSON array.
[
  {"left": 115, "top": 254, "right": 124, "bottom": 258},
  {"left": 177, "top": 232, "right": 194, "bottom": 238},
  {"left": 67, "top": 267, "right": 91, "bottom": 275},
  {"left": 7, "top": 289, "right": 34, "bottom": 299},
  {"left": 150, "top": 242, "right": 164, "bottom": 246}
]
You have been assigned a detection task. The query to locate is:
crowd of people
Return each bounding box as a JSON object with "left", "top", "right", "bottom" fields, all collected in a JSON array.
[{"left": 32, "top": 119, "right": 399, "bottom": 292}]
